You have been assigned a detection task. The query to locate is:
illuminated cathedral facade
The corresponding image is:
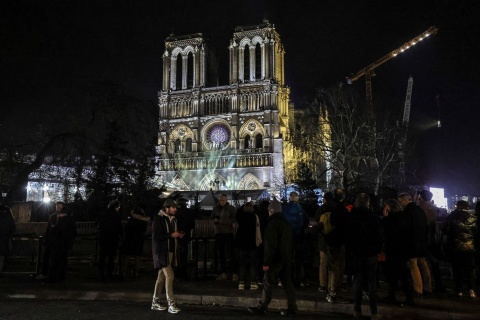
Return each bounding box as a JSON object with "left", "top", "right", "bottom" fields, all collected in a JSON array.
[{"left": 156, "top": 20, "right": 296, "bottom": 192}]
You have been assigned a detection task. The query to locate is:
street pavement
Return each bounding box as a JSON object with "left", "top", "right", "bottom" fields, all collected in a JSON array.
[{"left": 1, "top": 262, "right": 479, "bottom": 319}]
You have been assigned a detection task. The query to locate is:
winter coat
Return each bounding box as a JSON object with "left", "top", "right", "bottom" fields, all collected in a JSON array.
[
  {"left": 263, "top": 212, "right": 293, "bottom": 267},
  {"left": 44, "top": 212, "right": 76, "bottom": 251},
  {"left": 404, "top": 202, "right": 428, "bottom": 258},
  {"left": 346, "top": 206, "right": 383, "bottom": 258},
  {"left": 98, "top": 208, "right": 123, "bottom": 248},
  {"left": 210, "top": 202, "right": 236, "bottom": 235},
  {"left": 419, "top": 200, "right": 439, "bottom": 247},
  {"left": 120, "top": 215, "right": 148, "bottom": 256},
  {"left": 0, "top": 205, "right": 16, "bottom": 255},
  {"left": 382, "top": 209, "right": 410, "bottom": 261},
  {"left": 152, "top": 211, "right": 179, "bottom": 269},
  {"left": 282, "top": 201, "right": 309, "bottom": 241},
  {"left": 234, "top": 206, "right": 258, "bottom": 250},
  {"left": 444, "top": 208, "right": 477, "bottom": 253},
  {"left": 324, "top": 200, "right": 349, "bottom": 247}
]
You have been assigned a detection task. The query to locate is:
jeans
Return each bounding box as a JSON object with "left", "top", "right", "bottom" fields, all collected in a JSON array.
[
  {"left": 353, "top": 255, "right": 378, "bottom": 316},
  {"left": 153, "top": 252, "right": 176, "bottom": 305},
  {"left": 319, "top": 250, "right": 328, "bottom": 287},
  {"left": 261, "top": 262, "right": 297, "bottom": 311},
  {"left": 214, "top": 233, "right": 234, "bottom": 274},
  {"left": 326, "top": 245, "right": 345, "bottom": 297},
  {"left": 408, "top": 257, "right": 432, "bottom": 294},
  {"left": 237, "top": 248, "right": 258, "bottom": 282},
  {"left": 99, "top": 244, "right": 118, "bottom": 277}
]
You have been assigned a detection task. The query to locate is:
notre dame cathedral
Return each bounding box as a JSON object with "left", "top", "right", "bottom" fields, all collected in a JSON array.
[{"left": 156, "top": 20, "right": 298, "bottom": 194}]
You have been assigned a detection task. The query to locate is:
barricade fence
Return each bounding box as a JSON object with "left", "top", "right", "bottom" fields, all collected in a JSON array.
[{"left": 5, "top": 221, "right": 451, "bottom": 279}]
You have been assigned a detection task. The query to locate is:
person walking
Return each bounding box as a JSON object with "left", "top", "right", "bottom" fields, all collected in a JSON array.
[
  {"left": 151, "top": 199, "right": 184, "bottom": 314},
  {"left": 248, "top": 199, "right": 298, "bottom": 316},
  {"left": 98, "top": 199, "right": 124, "bottom": 283},
  {"left": 346, "top": 193, "right": 383, "bottom": 320},
  {"left": 0, "top": 202, "right": 16, "bottom": 278}
]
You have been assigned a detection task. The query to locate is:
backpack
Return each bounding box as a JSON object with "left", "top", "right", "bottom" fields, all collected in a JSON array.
[{"left": 320, "top": 212, "right": 335, "bottom": 235}]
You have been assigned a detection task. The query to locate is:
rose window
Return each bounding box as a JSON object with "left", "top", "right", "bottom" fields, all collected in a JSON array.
[
  {"left": 248, "top": 122, "right": 257, "bottom": 132},
  {"left": 207, "top": 124, "right": 230, "bottom": 150}
]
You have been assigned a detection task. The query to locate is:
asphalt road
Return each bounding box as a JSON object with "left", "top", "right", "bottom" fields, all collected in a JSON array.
[{"left": 0, "top": 300, "right": 353, "bottom": 320}]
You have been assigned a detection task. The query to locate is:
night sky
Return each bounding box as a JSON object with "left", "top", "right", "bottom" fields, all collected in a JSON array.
[{"left": 2, "top": 0, "right": 479, "bottom": 197}]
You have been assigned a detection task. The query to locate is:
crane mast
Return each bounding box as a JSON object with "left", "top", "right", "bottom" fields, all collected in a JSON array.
[
  {"left": 349, "top": 26, "right": 438, "bottom": 114},
  {"left": 399, "top": 76, "right": 413, "bottom": 185}
]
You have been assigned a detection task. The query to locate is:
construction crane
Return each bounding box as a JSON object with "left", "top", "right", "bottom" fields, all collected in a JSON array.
[
  {"left": 399, "top": 76, "right": 413, "bottom": 184},
  {"left": 347, "top": 26, "right": 438, "bottom": 114}
]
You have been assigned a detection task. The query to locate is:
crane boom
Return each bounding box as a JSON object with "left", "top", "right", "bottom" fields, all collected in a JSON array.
[{"left": 349, "top": 26, "right": 438, "bottom": 114}]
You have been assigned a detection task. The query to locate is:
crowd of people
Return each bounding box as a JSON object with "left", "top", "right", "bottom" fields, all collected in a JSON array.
[{"left": 1, "top": 189, "right": 479, "bottom": 318}]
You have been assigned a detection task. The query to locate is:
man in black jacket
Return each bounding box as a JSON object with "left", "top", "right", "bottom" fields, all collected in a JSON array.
[
  {"left": 38, "top": 201, "right": 76, "bottom": 283},
  {"left": 248, "top": 199, "right": 298, "bottom": 316},
  {"left": 347, "top": 193, "right": 383, "bottom": 320},
  {"left": 398, "top": 193, "right": 432, "bottom": 296},
  {"left": 324, "top": 188, "right": 349, "bottom": 303}
]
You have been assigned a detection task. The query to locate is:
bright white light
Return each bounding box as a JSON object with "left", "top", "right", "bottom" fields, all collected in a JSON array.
[
  {"left": 43, "top": 185, "right": 49, "bottom": 191},
  {"left": 430, "top": 187, "right": 447, "bottom": 208},
  {"left": 426, "top": 33, "right": 430, "bottom": 37},
  {"left": 43, "top": 196, "right": 51, "bottom": 203},
  {"left": 26, "top": 185, "right": 31, "bottom": 191}
]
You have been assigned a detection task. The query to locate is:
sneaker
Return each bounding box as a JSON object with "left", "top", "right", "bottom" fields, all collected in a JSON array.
[
  {"left": 469, "top": 290, "right": 476, "bottom": 298},
  {"left": 248, "top": 306, "right": 266, "bottom": 315},
  {"left": 278, "top": 281, "right": 282, "bottom": 287},
  {"left": 36, "top": 274, "right": 47, "bottom": 280},
  {"left": 457, "top": 291, "right": 463, "bottom": 297},
  {"left": 317, "top": 286, "right": 327, "bottom": 293},
  {"left": 250, "top": 282, "right": 258, "bottom": 290},
  {"left": 232, "top": 274, "right": 238, "bottom": 281},
  {"left": 168, "top": 304, "right": 181, "bottom": 314},
  {"left": 239, "top": 282, "right": 245, "bottom": 290},
  {"left": 326, "top": 294, "right": 334, "bottom": 303},
  {"left": 280, "top": 309, "right": 298, "bottom": 316},
  {"left": 216, "top": 273, "right": 227, "bottom": 281},
  {"left": 151, "top": 300, "right": 167, "bottom": 311}
]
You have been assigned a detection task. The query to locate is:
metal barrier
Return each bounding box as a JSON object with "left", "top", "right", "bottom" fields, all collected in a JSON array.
[{"left": 4, "top": 234, "right": 42, "bottom": 275}]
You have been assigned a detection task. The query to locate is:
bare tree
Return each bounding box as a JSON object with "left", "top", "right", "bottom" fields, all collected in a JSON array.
[{"left": 290, "top": 86, "right": 402, "bottom": 194}]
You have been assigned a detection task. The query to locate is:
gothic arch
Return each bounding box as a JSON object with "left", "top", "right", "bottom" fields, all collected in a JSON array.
[
  {"left": 251, "top": 36, "right": 263, "bottom": 46},
  {"left": 183, "top": 45, "right": 195, "bottom": 56},
  {"left": 238, "top": 173, "right": 262, "bottom": 190},
  {"left": 198, "top": 172, "right": 227, "bottom": 191},
  {"left": 171, "top": 47, "right": 183, "bottom": 58},
  {"left": 239, "top": 37, "right": 252, "bottom": 48},
  {"left": 239, "top": 119, "right": 265, "bottom": 139},
  {"left": 170, "top": 124, "right": 194, "bottom": 145}
]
